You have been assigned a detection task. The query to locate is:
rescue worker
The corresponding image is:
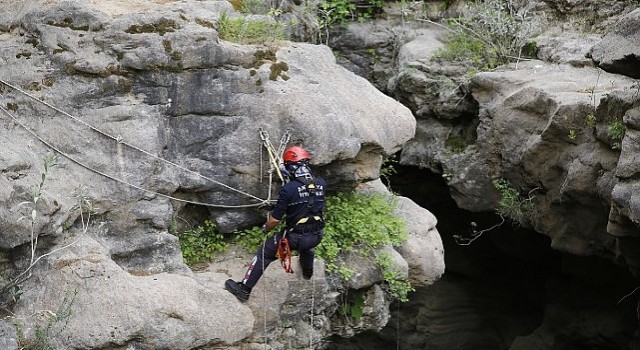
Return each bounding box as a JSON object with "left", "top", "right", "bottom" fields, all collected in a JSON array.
[{"left": 225, "top": 145, "right": 327, "bottom": 302}]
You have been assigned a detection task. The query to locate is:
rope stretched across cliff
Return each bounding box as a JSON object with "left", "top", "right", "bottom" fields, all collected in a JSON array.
[{"left": 0, "top": 78, "right": 280, "bottom": 209}]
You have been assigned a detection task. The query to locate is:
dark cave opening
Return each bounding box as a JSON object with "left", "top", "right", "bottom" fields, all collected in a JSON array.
[{"left": 328, "top": 164, "right": 640, "bottom": 350}]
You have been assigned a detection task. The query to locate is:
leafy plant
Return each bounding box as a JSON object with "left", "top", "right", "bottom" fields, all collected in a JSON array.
[
  {"left": 19, "top": 289, "right": 77, "bottom": 350},
  {"left": 435, "top": 0, "right": 545, "bottom": 72},
  {"left": 339, "top": 294, "right": 364, "bottom": 320},
  {"left": 174, "top": 220, "right": 228, "bottom": 266},
  {"left": 233, "top": 225, "right": 269, "bottom": 253},
  {"left": 493, "top": 178, "right": 534, "bottom": 221},
  {"left": 379, "top": 155, "right": 398, "bottom": 190},
  {"left": 318, "top": 192, "right": 411, "bottom": 301},
  {"left": 315, "top": 0, "right": 384, "bottom": 44},
  {"left": 445, "top": 133, "right": 466, "bottom": 154},
  {"left": 19, "top": 153, "right": 59, "bottom": 267},
  {"left": 217, "top": 12, "right": 288, "bottom": 44},
  {"left": 315, "top": 0, "right": 355, "bottom": 44},
  {"left": 319, "top": 0, "right": 355, "bottom": 25},
  {"left": 2, "top": 154, "right": 78, "bottom": 303},
  {"left": 71, "top": 184, "right": 96, "bottom": 234},
  {"left": 608, "top": 119, "right": 626, "bottom": 150},
  {"left": 585, "top": 113, "right": 596, "bottom": 128},
  {"left": 435, "top": 29, "right": 495, "bottom": 70},
  {"left": 375, "top": 251, "right": 414, "bottom": 302}
]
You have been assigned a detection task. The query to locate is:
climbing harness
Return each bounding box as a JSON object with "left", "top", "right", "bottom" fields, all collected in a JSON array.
[
  {"left": 292, "top": 182, "right": 324, "bottom": 226},
  {"left": 275, "top": 233, "right": 294, "bottom": 273}
]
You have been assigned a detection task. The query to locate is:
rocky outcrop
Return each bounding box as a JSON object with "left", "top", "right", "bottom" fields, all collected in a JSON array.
[
  {"left": 466, "top": 62, "right": 638, "bottom": 265},
  {"left": 588, "top": 8, "right": 640, "bottom": 79},
  {"left": 343, "top": 1, "right": 640, "bottom": 274},
  {"left": 0, "top": 1, "right": 445, "bottom": 349}
]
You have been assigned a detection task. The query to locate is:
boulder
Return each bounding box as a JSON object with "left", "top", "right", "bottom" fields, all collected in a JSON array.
[{"left": 588, "top": 8, "right": 640, "bottom": 79}]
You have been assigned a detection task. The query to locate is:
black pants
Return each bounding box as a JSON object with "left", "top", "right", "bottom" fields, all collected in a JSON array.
[{"left": 242, "top": 230, "right": 323, "bottom": 289}]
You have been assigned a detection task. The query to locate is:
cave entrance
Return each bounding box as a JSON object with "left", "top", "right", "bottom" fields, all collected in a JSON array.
[{"left": 327, "top": 164, "right": 639, "bottom": 350}]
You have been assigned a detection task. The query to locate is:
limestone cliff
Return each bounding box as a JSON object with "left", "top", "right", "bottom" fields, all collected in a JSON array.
[
  {"left": 326, "top": 0, "right": 640, "bottom": 348},
  {"left": 330, "top": 0, "right": 640, "bottom": 274}
]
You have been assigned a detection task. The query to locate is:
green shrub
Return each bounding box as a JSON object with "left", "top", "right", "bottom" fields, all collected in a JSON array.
[
  {"left": 436, "top": 0, "right": 545, "bottom": 72},
  {"left": 493, "top": 178, "right": 533, "bottom": 221},
  {"left": 319, "top": 0, "right": 384, "bottom": 25},
  {"left": 233, "top": 225, "right": 268, "bottom": 253},
  {"left": 315, "top": 0, "right": 384, "bottom": 43},
  {"left": 608, "top": 120, "right": 626, "bottom": 150},
  {"left": 217, "top": 12, "right": 288, "bottom": 44},
  {"left": 435, "top": 29, "right": 496, "bottom": 70},
  {"left": 379, "top": 155, "right": 398, "bottom": 189},
  {"left": 339, "top": 294, "right": 364, "bottom": 320},
  {"left": 585, "top": 113, "right": 596, "bottom": 128},
  {"left": 318, "top": 192, "right": 412, "bottom": 301},
  {"left": 375, "top": 251, "right": 413, "bottom": 302},
  {"left": 445, "top": 134, "right": 466, "bottom": 154},
  {"left": 174, "top": 220, "right": 228, "bottom": 266}
]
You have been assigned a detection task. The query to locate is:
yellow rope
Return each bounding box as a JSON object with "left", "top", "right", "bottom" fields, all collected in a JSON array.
[{"left": 259, "top": 127, "right": 288, "bottom": 183}]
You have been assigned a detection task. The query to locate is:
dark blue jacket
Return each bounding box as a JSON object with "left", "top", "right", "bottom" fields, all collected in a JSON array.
[{"left": 271, "top": 177, "right": 327, "bottom": 229}]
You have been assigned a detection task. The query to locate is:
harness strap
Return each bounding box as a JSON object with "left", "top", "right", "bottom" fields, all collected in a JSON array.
[
  {"left": 295, "top": 215, "right": 323, "bottom": 225},
  {"left": 288, "top": 180, "right": 324, "bottom": 227}
]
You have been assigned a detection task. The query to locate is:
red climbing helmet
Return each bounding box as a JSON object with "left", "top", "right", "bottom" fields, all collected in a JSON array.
[{"left": 283, "top": 146, "right": 311, "bottom": 164}]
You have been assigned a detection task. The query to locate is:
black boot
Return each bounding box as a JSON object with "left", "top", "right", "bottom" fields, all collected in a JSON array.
[
  {"left": 225, "top": 279, "right": 251, "bottom": 301},
  {"left": 302, "top": 268, "right": 313, "bottom": 280},
  {"left": 300, "top": 260, "right": 313, "bottom": 280}
]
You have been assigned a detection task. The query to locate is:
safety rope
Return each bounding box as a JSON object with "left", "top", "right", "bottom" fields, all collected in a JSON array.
[
  {"left": 0, "top": 104, "right": 271, "bottom": 208},
  {"left": 259, "top": 128, "right": 282, "bottom": 182},
  {"left": 255, "top": 128, "right": 291, "bottom": 349},
  {"left": 309, "top": 268, "right": 316, "bottom": 350},
  {"left": 0, "top": 79, "right": 298, "bottom": 208},
  {"left": 396, "top": 299, "right": 401, "bottom": 350},
  {"left": 261, "top": 232, "right": 269, "bottom": 350},
  {"left": 259, "top": 127, "right": 290, "bottom": 184},
  {"left": 0, "top": 79, "right": 269, "bottom": 207}
]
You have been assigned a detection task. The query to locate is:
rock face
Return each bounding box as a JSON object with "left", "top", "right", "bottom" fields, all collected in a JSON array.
[
  {"left": 588, "top": 8, "right": 640, "bottom": 79},
  {"left": 465, "top": 62, "right": 637, "bottom": 261},
  {"left": 0, "top": 1, "right": 445, "bottom": 349},
  {"left": 326, "top": 1, "right": 640, "bottom": 349},
  {"left": 371, "top": 3, "right": 640, "bottom": 274}
]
